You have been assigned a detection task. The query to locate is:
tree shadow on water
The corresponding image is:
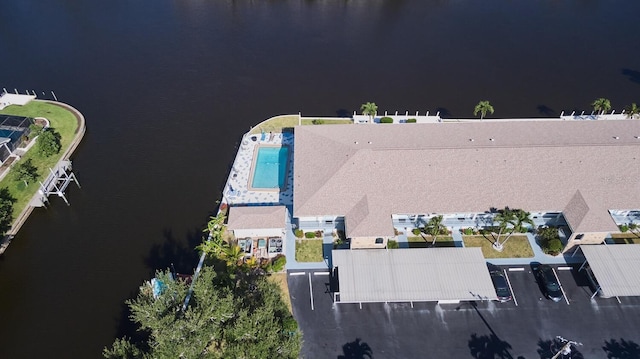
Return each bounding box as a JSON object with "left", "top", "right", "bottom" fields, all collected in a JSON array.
[
  {"left": 468, "top": 333, "right": 515, "bottom": 359},
  {"left": 603, "top": 338, "right": 640, "bottom": 359},
  {"left": 144, "top": 227, "right": 203, "bottom": 275},
  {"left": 537, "top": 105, "right": 555, "bottom": 117},
  {"left": 337, "top": 338, "right": 373, "bottom": 359},
  {"left": 622, "top": 68, "right": 640, "bottom": 84}
]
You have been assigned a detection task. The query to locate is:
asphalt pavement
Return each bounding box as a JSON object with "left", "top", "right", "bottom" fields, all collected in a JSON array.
[{"left": 288, "top": 266, "right": 640, "bottom": 359}]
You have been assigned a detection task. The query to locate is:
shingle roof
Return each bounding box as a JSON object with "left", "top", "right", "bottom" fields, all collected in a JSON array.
[
  {"left": 332, "top": 248, "right": 497, "bottom": 302},
  {"left": 581, "top": 244, "right": 640, "bottom": 297},
  {"left": 226, "top": 205, "right": 286, "bottom": 230},
  {"left": 294, "top": 120, "right": 640, "bottom": 237}
]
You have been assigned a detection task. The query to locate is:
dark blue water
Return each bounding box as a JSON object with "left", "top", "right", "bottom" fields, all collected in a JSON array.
[{"left": 0, "top": 0, "right": 639, "bottom": 357}]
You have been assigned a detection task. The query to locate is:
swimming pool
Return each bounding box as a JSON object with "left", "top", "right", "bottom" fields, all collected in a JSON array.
[{"left": 250, "top": 145, "right": 289, "bottom": 190}]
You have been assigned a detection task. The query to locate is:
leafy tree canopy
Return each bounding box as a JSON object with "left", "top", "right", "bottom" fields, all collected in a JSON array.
[
  {"left": 12, "top": 158, "right": 39, "bottom": 185},
  {"left": 104, "top": 266, "right": 301, "bottom": 359},
  {"left": 37, "top": 128, "right": 62, "bottom": 157},
  {"left": 0, "top": 187, "right": 16, "bottom": 235}
]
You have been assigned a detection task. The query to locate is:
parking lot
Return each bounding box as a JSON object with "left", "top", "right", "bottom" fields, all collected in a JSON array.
[{"left": 288, "top": 266, "right": 640, "bottom": 358}]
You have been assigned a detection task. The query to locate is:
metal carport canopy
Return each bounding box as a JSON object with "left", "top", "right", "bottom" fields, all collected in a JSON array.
[
  {"left": 580, "top": 244, "right": 640, "bottom": 297},
  {"left": 332, "top": 248, "right": 497, "bottom": 303}
]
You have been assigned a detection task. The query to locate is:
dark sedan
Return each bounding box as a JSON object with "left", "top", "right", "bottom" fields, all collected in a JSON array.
[
  {"left": 536, "top": 264, "right": 563, "bottom": 302},
  {"left": 490, "top": 270, "right": 512, "bottom": 302}
]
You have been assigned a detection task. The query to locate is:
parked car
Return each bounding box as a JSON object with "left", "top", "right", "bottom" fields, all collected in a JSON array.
[
  {"left": 536, "top": 264, "right": 563, "bottom": 302},
  {"left": 584, "top": 265, "right": 611, "bottom": 298},
  {"left": 490, "top": 270, "right": 512, "bottom": 302}
]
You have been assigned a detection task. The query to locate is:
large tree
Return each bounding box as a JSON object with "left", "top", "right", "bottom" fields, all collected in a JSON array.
[
  {"left": 0, "top": 187, "right": 16, "bottom": 235},
  {"left": 103, "top": 267, "right": 301, "bottom": 358},
  {"left": 591, "top": 98, "right": 611, "bottom": 117},
  {"left": 37, "top": 128, "right": 62, "bottom": 157},
  {"left": 360, "top": 102, "right": 378, "bottom": 124},
  {"left": 12, "top": 158, "right": 38, "bottom": 186},
  {"left": 473, "top": 100, "right": 494, "bottom": 120}
]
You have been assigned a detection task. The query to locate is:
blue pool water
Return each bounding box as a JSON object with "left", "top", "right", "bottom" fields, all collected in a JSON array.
[{"left": 252, "top": 146, "right": 289, "bottom": 189}]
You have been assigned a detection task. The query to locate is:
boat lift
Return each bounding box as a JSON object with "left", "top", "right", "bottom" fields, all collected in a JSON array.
[{"left": 33, "top": 160, "right": 80, "bottom": 207}]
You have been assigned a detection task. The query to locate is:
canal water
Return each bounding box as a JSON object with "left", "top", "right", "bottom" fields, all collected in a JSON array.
[{"left": 0, "top": 0, "right": 638, "bottom": 357}]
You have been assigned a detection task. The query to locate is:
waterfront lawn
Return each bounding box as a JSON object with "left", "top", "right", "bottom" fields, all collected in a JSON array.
[
  {"left": 301, "top": 119, "right": 353, "bottom": 125},
  {"left": 407, "top": 235, "right": 455, "bottom": 248},
  {"left": 609, "top": 232, "right": 640, "bottom": 244},
  {"left": 462, "top": 235, "right": 534, "bottom": 258},
  {"left": 0, "top": 102, "right": 79, "bottom": 218},
  {"left": 295, "top": 239, "right": 323, "bottom": 262},
  {"left": 250, "top": 115, "right": 299, "bottom": 134},
  {"left": 267, "top": 272, "right": 292, "bottom": 314}
]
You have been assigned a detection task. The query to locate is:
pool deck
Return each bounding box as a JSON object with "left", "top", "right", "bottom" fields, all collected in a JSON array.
[{"left": 223, "top": 132, "right": 294, "bottom": 206}]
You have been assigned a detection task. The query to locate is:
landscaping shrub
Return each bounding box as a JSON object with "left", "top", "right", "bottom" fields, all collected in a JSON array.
[
  {"left": 412, "top": 228, "right": 421, "bottom": 236},
  {"left": 619, "top": 224, "right": 629, "bottom": 232},
  {"left": 314, "top": 230, "right": 323, "bottom": 238},
  {"left": 271, "top": 254, "right": 286, "bottom": 272},
  {"left": 544, "top": 238, "right": 563, "bottom": 256},
  {"left": 537, "top": 226, "right": 564, "bottom": 255},
  {"left": 406, "top": 118, "right": 417, "bottom": 123},
  {"left": 294, "top": 229, "right": 304, "bottom": 238},
  {"left": 304, "top": 231, "right": 316, "bottom": 239},
  {"left": 387, "top": 240, "right": 399, "bottom": 249},
  {"left": 311, "top": 119, "right": 324, "bottom": 125},
  {"left": 462, "top": 227, "right": 474, "bottom": 235},
  {"left": 380, "top": 117, "right": 393, "bottom": 123}
]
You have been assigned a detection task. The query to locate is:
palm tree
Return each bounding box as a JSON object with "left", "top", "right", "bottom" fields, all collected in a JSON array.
[
  {"left": 196, "top": 213, "right": 227, "bottom": 257},
  {"left": 425, "top": 215, "right": 447, "bottom": 246},
  {"left": 360, "top": 102, "right": 378, "bottom": 124},
  {"left": 492, "top": 207, "right": 516, "bottom": 252},
  {"left": 512, "top": 209, "right": 534, "bottom": 234},
  {"left": 592, "top": 98, "right": 611, "bottom": 117},
  {"left": 625, "top": 103, "right": 639, "bottom": 119},
  {"left": 222, "top": 244, "right": 244, "bottom": 267},
  {"left": 473, "top": 100, "right": 494, "bottom": 120}
]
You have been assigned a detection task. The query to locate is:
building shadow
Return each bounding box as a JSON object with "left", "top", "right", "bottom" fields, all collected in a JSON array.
[
  {"left": 603, "top": 338, "right": 640, "bottom": 359},
  {"left": 621, "top": 68, "right": 640, "bottom": 84},
  {"left": 537, "top": 338, "right": 584, "bottom": 359},
  {"left": 337, "top": 338, "right": 373, "bottom": 359},
  {"left": 468, "top": 333, "right": 514, "bottom": 359},
  {"left": 536, "top": 105, "right": 555, "bottom": 117}
]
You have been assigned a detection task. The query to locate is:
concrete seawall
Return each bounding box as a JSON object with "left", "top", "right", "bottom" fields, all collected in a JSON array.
[{"left": 0, "top": 100, "right": 86, "bottom": 254}]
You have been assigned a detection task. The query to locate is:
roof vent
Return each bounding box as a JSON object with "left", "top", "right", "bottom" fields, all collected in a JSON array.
[
  {"left": 613, "top": 136, "right": 620, "bottom": 139},
  {"left": 489, "top": 138, "right": 495, "bottom": 141},
  {"left": 368, "top": 141, "right": 372, "bottom": 144},
  {"left": 354, "top": 141, "right": 358, "bottom": 144},
  {"left": 469, "top": 138, "right": 474, "bottom": 142}
]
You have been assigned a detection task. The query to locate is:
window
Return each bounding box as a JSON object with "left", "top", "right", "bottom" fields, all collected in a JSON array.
[{"left": 375, "top": 238, "right": 384, "bottom": 244}]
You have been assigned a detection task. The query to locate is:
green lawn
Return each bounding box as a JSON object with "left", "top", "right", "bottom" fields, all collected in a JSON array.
[
  {"left": 462, "top": 235, "right": 534, "bottom": 258},
  {"left": 301, "top": 119, "right": 353, "bottom": 125},
  {"left": 407, "top": 235, "right": 455, "bottom": 248},
  {"left": 609, "top": 233, "right": 640, "bottom": 244},
  {"left": 0, "top": 101, "right": 79, "bottom": 219},
  {"left": 295, "top": 239, "right": 323, "bottom": 262},
  {"left": 250, "top": 115, "right": 299, "bottom": 134}
]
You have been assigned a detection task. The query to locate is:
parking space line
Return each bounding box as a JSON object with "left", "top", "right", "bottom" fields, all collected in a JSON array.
[
  {"left": 508, "top": 267, "right": 525, "bottom": 272},
  {"left": 289, "top": 272, "right": 306, "bottom": 276},
  {"left": 552, "top": 268, "right": 570, "bottom": 305},
  {"left": 503, "top": 269, "right": 518, "bottom": 306},
  {"left": 557, "top": 266, "right": 572, "bottom": 271},
  {"left": 314, "top": 271, "right": 329, "bottom": 276},
  {"left": 308, "top": 273, "right": 315, "bottom": 311}
]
